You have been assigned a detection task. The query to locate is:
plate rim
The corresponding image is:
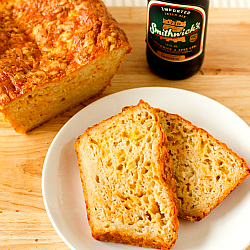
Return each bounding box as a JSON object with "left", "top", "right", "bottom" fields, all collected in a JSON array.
[{"left": 42, "top": 86, "right": 250, "bottom": 250}]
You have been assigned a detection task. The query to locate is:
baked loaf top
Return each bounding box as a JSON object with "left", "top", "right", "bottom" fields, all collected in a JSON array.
[
  {"left": 75, "top": 100, "right": 179, "bottom": 249},
  {"left": 156, "top": 109, "right": 250, "bottom": 222},
  {"left": 0, "top": 0, "right": 131, "bottom": 107}
]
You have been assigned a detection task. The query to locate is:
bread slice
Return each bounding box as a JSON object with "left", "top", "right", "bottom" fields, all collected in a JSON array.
[
  {"left": 0, "top": 0, "right": 132, "bottom": 133},
  {"left": 75, "top": 100, "right": 179, "bottom": 249},
  {"left": 155, "top": 109, "right": 250, "bottom": 222}
]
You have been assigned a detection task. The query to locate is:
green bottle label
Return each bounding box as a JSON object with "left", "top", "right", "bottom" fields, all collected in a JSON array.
[{"left": 147, "top": 1, "right": 206, "bottom": 62}]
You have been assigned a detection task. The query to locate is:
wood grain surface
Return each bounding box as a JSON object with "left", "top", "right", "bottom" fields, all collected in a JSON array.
[{"left": 0, "top": 7, "right": 250, "bottom": 250}]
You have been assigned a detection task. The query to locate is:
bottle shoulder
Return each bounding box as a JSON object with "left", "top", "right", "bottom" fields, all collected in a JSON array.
[{"left": 147, "top": 0, "right": 209, "bottom": 9}]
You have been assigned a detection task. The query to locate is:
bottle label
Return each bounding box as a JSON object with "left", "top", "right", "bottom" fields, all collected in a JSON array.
[{"left": 147, "top": 1, "right": 206, "bottom": 62}]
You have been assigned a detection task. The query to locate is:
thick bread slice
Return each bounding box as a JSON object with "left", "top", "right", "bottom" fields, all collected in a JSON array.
[
  {"left": 75, "top": 100, "right": 179, "bottom": 249},
  {"left": 155, "top": 109, "right": 250, "bottom": 222}
]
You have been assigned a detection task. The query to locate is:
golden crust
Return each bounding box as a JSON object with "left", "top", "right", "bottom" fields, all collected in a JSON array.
[{"left": 0, "top": 0, "right": 132, "bottom": 107}]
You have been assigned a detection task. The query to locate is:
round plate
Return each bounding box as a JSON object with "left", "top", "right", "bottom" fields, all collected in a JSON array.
[{"left": 42, "top": 87, "right": 250, "bottom": 250}]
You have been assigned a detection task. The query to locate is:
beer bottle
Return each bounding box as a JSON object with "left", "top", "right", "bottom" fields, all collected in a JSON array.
[{"left": 146, "top": 0, "right": 209, "bottom": 80}]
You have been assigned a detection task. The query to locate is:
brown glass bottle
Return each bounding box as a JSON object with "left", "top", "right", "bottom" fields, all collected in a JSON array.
[{"left": 146, "top": 0, "right": 209, "bottom": 80}]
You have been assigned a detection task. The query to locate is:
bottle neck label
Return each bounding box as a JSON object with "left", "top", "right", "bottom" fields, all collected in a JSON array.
[{"left": 147, "top": 1, "right": 206, "bottom": 62}]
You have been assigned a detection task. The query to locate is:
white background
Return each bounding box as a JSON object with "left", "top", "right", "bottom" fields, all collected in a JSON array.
[{"left": 103, "top": 0, "right": 250, "bottom": 8}]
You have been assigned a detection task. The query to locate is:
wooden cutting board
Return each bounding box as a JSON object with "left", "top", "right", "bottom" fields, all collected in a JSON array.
[{"left": 0, "top": 7, "right": 250, "bottom": 250}]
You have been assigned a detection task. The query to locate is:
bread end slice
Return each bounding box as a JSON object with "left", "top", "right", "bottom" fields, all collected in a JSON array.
[
  {"left": 156, "top": 108, "right": 250, "bottom": 222},
  {"left": 75, "top": 100, "right": 178, "bottom": 249}
]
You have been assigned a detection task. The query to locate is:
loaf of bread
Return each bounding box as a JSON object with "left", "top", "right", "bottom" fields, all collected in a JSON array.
[
  {"left": 0, "top": 0, "right": 132, "bottom": 133},
  {"left": 75, "top": 100, "right": 179, "bottom": 249},
  {"left": 155, "top": 109, "right": 250, "bottom": 222}
]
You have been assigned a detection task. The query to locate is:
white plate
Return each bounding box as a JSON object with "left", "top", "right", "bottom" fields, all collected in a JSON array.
[{"left": 42, "top": 87, "right": 250, "bottom": 250}]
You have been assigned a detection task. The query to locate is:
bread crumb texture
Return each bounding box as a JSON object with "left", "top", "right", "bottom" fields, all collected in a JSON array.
[
  {"left": 156, "top": 109, "right": 250, "bottom": 222},
  {"left": 75, "top": 101, "right": 178, "bottom": 249}
]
